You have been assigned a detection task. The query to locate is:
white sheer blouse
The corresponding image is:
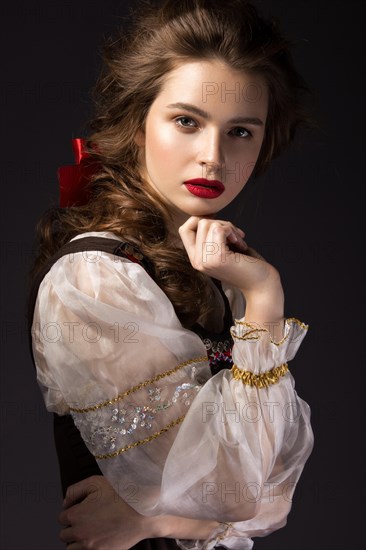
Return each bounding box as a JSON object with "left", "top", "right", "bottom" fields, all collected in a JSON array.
[{"left": 31, "top": 231, "right": 314, "bottom": 549}]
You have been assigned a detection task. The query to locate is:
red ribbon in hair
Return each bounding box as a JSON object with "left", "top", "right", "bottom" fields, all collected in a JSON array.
[{"left": 58, "top": 138, "right": 97, "bottom": 207}]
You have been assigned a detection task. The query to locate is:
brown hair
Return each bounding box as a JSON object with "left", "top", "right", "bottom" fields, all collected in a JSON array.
[{"left": 29, "top": 0, "right": 315, "bottom": 328}]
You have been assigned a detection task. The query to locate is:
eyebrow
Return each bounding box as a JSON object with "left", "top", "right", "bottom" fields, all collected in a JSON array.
[{"left": 166, "top": 102, "right": 264, "bottom": 125}]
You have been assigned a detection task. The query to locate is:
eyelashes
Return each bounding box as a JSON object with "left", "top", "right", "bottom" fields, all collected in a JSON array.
[
  {"left": 175, "top": 116, "right": 197, "bottom": 128},
  {"left": 174, "top": 116, "right": 252, "bottom": 138},
  {"left": 229, "top": 127, "right": 252, "bottom": 138}
]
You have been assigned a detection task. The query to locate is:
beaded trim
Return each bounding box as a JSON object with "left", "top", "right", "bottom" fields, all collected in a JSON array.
[
  {"left": 95, "top": 415, "right": 185, "bottom": 459},
  {"left": 231, "top": 317, "right": 308, "bottom": 346},
  {"left": 231, "top": 362, "right": 289, "bottom": 388},
  {"left": 69, "top": 356, "right": 207, "bottom": 413}
]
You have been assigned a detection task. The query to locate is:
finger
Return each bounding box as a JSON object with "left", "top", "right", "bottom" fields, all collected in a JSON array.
[
  {"left": 227, "top": 230, "right": 248, "bottom": 248},
  {"left": 194, "top": 220, "right": 233, "bottom": 267},
  {"left": 180, "top": 217, "right": 243, "bottom": 246},
  {"left": 204, "top": 221, "right": 234, "bottom": 249},
  {"left": 205, "top": 223, "right": 250, "bottom": 260},
  {"left": 195, "top": 219, "right": 231, "bottom": 256},
  {"left": 226, "top": 231, "right": 238, "bottom": 243},
  {"left": 59, "top": 526, "right": 76, "bottom": 543},
  {"left": 228, "top": 236, "right": 248, "bottom": 253},
  {"left": 63, "top": 477, "right": 101, "bottom": 509},
  {"left": 59, "top": 506, "right": 73, "bottom": 526},
  {"left": 178, "top": 215, "right": 200, "bottom": 233},
  {"left": 211, "top": 221, "right": 243, "bottom": 242},
  {"left": 180, "top": 217, "right": 248, "bottom": 267},
  {"left": 178, "top": 216, "right": 201, "bottom": 250},
  {"left": 235, "top": 229, "right": 246, "bottom": 244}
]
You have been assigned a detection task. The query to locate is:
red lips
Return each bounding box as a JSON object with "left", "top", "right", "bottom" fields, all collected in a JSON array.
[
  {"left": 183, "top": 178, "right": 225, "bottom": 199},
  {"left": 184, "top": 178, "right": 225, "bottom": 190}
]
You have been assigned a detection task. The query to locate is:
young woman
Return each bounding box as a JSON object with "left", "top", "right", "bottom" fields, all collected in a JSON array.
[{"left": 28, "top": 0, "right": 314, "bottom": 548}]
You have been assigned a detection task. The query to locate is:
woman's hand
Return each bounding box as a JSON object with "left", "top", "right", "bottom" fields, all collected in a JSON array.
[
  {"left": 58, "top": 475, "right": 220, "bottom": 548},
  {"left": 178, "top": 216, "right": 284, "bottom": 339},
  {"left": 58, "top": 475, "right": 157, "bottom": 549}
]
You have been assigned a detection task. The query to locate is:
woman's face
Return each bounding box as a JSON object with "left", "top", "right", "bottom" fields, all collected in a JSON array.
[{"left": 135, "top": 59, "right": 268, "bottom": 229}]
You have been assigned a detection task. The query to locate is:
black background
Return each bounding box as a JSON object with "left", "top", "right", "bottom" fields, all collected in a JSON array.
[{"left": 1, "top": 1, "right": 365, "bottom": 548}]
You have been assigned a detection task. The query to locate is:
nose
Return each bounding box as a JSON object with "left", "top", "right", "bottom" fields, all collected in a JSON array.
[{"left": 196, "top": 129, "right": 224, "bottom": 176}]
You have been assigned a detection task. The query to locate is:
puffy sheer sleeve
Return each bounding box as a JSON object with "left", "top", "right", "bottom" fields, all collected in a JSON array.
[
  {"left": 172, "top": 316, "right": 314, "bottom": 549},
  {"left": 31, "top": 237, "right": 313, "bottom": 549}
]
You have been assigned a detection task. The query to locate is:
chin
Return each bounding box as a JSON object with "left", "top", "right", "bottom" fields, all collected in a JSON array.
[{"left": 183, "top": 203, "right": 221, "bottom": 216}]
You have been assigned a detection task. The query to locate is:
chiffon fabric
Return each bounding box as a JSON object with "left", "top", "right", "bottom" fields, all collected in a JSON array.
[{"left": 31, "top": 231, "right": 314, "bottom": 549}]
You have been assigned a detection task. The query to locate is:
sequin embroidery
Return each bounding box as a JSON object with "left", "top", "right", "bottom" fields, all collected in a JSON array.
[{"left": 71, "top": 381, "right": 200, "bottom": 454}]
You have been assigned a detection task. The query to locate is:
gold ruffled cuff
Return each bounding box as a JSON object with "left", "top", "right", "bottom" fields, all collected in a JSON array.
[{"left": 231, "top": 362, "right": 289, "bottom": 388}]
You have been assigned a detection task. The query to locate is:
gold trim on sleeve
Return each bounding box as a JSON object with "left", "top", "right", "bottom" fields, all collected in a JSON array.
[
  {"left": 69, "top": 356, "right": 207, "bottom": 413},
  {"left": 217, "top": 522, "right": 234, "bottom": 540},
  {"left": 230, "top": 326, "right": 267, "bottom": 341},
  {"left": 95, "top": 415, "right": 185, "bottom": 459},
  {"left": 231, "top": 317, "right": 308, "bottom": 346},
  {"left": 285, "top": 317, "right": 309, "bottom": 329},
  {"left": 231, "top": 362, "right": 289, "bottom": 388}
]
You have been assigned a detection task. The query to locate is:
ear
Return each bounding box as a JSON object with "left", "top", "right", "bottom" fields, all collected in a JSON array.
[{"left": 134, "top": 128, "right": 145, "bottom": 147}]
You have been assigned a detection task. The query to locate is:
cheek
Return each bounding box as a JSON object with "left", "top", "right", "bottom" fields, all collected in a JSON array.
[
  {"left": 146, "top": 126, "right": 187, "bottom": 172},
  {"left": 236, "top": 140, "right": 264, "bottom": 179},
  {"left": 225, "top": 148, "right": 258, "bottom": 187}
]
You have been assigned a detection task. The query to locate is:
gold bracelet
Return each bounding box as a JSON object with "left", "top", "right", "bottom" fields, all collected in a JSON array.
[{"left": 231, "top": 362, "right": 289, "bottom": 388}]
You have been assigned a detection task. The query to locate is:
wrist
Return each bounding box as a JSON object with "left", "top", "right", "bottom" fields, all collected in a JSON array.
[
  {"left": 156, "top": 514, "right": 220, "bottom": 539},
  {"left": 143, "top": 514, "right": 166, "bottom": 538},
  {"left": 240, "top": 279, "right": 285, "bottom": 341}
]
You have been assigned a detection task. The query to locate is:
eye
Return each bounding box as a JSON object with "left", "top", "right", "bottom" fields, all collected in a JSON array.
[
  {"left": 175, "top": 116, "right": 198, "bottom": 129},
  {"left": 229, "top": 127, "right": 252, "bottom": 138}
]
